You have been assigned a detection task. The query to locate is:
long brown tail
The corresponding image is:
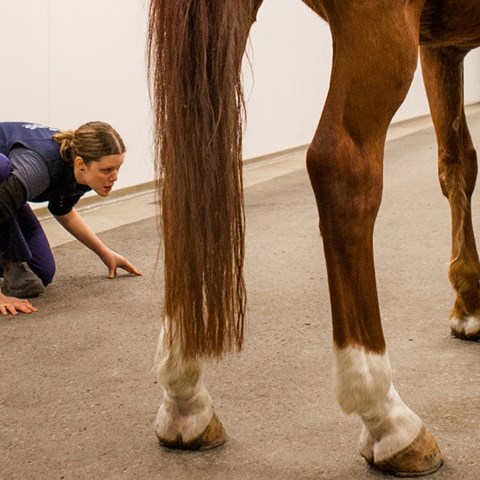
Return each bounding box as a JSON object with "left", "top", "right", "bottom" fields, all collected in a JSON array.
[{"left": 147, "top": 0, "right": 258, "bottom": 358}]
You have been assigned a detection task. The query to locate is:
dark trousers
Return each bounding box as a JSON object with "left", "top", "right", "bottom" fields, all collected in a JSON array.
[{"left": 0, "top": 153, "right": 55, "bottom": 286}]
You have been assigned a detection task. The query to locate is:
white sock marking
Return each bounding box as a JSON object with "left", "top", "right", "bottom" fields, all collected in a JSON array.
[
  {"left": 154, "top": 323, "right": 213, "bottom": 442},
  {"left": 335, "top": 346, "right": 422, "bottom": 462}
]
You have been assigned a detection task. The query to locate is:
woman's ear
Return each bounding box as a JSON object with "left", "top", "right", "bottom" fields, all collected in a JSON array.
[{"left": 74, "top": 156, "right": 85, "bottom": 171}]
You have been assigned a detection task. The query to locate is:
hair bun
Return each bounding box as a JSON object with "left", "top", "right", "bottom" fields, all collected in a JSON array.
[{"left": 52, "top": 130, "right": 75, "bottom": 162}]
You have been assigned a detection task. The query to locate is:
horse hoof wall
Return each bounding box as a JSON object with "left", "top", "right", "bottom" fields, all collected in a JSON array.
[
  {"left": 157, "top": 411, "right": 226, "bottom": 451},
  {"left": 372, "top": 427, "right": 443, "bottom": 477},
  {"left": 450, "top": 315, "right": 480, "bottom": 341}
]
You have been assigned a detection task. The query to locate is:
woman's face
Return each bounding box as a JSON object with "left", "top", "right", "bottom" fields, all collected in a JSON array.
[{"left": 74, "top": 153, "right": 125, "bottom": 197}]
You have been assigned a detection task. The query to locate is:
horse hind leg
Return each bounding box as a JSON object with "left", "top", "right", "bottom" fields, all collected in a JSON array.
[
  {"left": 308, "top": 2, "right": 442, "bottom": 475},
  {"left": 420, "top": 46, "right": 480, "bottom": 340},
  {"left": 154, "top": 319, "right": 226, "bottom": 450},
  {"left": 148, "top": 0, "right": 264, "bottom": 451}
]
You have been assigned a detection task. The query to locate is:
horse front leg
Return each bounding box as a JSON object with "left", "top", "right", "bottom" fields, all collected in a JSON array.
[
  {"left": 154, "top": 318, "right": 226, "bottom": 450},
  {"left": 421, "top": 46, "right": 480, "bottom": 340},
  {"left": 308, "top": 2, "right": 443, "bottom": 475}
]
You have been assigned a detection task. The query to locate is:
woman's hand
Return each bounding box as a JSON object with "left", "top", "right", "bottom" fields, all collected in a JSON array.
[
  {"left": 55, "top": 210, "right": 142, "bottom": 279},
  {"left": 101, "top": 249, "right": 142, "bottom": 279},
  {"left": 0, "top": 293, "right": 37, "bottom": 316}
]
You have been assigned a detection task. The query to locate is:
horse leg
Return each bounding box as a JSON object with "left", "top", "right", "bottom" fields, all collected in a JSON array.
[
  {"left": 420, "top": 46, "right": 480, "bottom": 340},
  {"left": 148, "top": 0, "right": 264, "bottom": 451},
  {"left": 154, "top": 318, "right": 226, "bottom": 450},
  {"left": 307, "top": 2, "right": 443, "bottom": 475}
]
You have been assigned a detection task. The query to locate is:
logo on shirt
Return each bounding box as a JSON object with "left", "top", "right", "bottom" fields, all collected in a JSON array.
[{"left": 21, "top": 123, "right": 58, "bottom": 132}]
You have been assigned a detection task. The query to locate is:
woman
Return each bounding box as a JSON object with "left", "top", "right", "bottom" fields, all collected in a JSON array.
[{"left": 0, "top": 121, "right": 142, "bottom": 316}]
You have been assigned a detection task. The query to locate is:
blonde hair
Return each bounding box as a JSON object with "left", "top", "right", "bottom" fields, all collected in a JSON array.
[{"left": 52, "top": 121, "right": 125, "bottom": 164}]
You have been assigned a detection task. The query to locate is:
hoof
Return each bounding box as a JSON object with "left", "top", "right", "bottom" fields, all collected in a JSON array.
[
  {"left": 450, "top": 315, "right": 480, "bottom": 341},
  {"left": 157, "top": 411, "right": 226, "bottom": 451},
  {"left": 371, "top": 426, "right": 443, "bottom": 477}
]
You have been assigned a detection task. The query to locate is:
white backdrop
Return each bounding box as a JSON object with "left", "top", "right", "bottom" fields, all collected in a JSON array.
[{"left": 1, "top": 0, "right": 479, "bottom": 191}]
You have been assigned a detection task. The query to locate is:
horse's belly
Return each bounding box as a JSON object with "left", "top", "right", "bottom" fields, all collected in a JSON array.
[{"left": 421, "top": 0, "right": 480, "bottom": 49}]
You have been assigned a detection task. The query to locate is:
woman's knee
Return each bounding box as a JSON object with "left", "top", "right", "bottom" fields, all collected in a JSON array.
[
  {"left": 27, "top": 245, "right": 56, "bottom": 287},
  {"left": 42, "top": 262, "right": 55, "bottom": 286},
  {"left": 30, "top": 255, "right": 56, "bottom": 286}
]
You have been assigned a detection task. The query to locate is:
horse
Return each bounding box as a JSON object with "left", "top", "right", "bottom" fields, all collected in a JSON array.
[{"left": 146, "top": 0, "right": 480, "bottom": 476}]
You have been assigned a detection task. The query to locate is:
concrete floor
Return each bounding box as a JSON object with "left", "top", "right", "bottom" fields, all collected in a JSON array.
[{"left": 1, "top": 107, "right": 480, "bottom": 479}]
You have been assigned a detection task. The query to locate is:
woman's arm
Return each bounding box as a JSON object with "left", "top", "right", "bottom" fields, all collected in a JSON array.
[{"left": 54, "top": 208, "right": 142, "bottom": 278}]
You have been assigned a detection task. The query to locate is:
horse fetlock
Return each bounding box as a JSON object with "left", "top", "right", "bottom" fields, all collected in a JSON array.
[
  {"left": 449, "top": 260, "right": 480, "bottom": 296},
  {"left": 454, "top": 288, "right": 480, "bottom": 317},
  {"left": 335, "top": 347, "right": 392, "bottom": 415}
]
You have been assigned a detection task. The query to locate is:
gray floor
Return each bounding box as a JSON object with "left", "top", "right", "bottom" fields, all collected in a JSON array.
[{"left": 2, "top": 110, "right": 480, "bottom": 479}]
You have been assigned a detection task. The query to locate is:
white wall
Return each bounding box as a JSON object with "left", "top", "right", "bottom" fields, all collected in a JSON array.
[
  {"left": 243, "top": 0, "right": 480, "bottom": 159},
  {"left": 0, "top": 0, "right": 151, "bottom": 193},
  {"left": 1, "top": 0, "right": 479, "bottom": 190},
  {"left": 243, "top": 0, "right": 331, "bottom": 159}
]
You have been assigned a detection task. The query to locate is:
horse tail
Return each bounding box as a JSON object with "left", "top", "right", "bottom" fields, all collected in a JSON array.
[{"left": 147, "top": 0, "right": 257, "bottom": 358}]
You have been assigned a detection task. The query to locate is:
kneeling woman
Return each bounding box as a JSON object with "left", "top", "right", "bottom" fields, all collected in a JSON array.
[{"left": 0, "top": 121, "right": 142, "bottom": 315}]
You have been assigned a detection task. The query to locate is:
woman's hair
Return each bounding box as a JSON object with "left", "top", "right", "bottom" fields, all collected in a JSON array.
[{"left": 52, "top": 121, "right": 126, "bottom": 164}]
